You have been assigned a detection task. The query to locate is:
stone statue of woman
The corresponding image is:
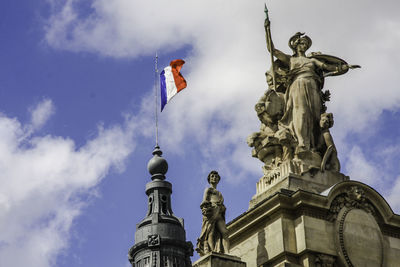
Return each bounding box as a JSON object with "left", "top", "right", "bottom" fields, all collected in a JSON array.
[
  {"left": 196, "top": 171, "right": 229, "bottom": 256},
  {"left": 265, "top": 19, "right": 360, "bottom": 155}
]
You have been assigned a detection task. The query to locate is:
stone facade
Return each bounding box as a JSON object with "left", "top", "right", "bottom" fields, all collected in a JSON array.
[
  {"left": 227, "top": 181, "right": 400, "bottom": 267},
  {"left": 193, "top": 252, "right": 246, "bottom": 267},
  {"left": 250, "top": 168, "right": 348, "bottom": 209}
]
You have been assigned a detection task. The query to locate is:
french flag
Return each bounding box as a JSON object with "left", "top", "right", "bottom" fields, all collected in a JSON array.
[{"left": 160, "top": 59, "right": 187, "bottom": 111}]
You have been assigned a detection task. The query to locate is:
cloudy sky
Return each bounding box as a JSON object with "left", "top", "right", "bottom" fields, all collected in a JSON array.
[{"left": 1, "top": 0, "right": 400, "bottom": 266}]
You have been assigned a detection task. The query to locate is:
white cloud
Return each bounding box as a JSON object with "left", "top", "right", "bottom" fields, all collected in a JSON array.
[
  {"left": 29, "top": 98, "right": 55, "bottom": 131},
  {"left": 388, "top": 176, "right": 400, "bottom": 213},
  {"left": 345, "top": 146, "right": 379, "bottom": 186},
  {"left": 341, "top": 143, "right": 400, "bottom": 214},
  {"left": 0, "top": 104, "right": 137, "bottom": 267}
]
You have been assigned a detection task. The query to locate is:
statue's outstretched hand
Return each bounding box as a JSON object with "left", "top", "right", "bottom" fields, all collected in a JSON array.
[
  {"left": 340, "top": 64, "right": 361, "bottom": 73},
  {"left": 348, "top": 64, "right": 361, "bottom": 69}
]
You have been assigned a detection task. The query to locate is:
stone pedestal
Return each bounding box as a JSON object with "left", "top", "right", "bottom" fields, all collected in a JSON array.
[
  {"left": 192, "top": 252, "right": 246, "bottom": 267},
  {"left": 250, "top": 161, "right": 348, "bottom": 208}
]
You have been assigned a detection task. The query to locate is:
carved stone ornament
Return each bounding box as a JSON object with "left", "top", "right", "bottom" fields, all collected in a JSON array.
[
  {"left": 328, "top": 186, "right": 376, "bottom": 221},
  {"left": 315, "top": 253, "right": 336, "bottom": 267},
  {"left": 152, "top": 251, "right": 158, "bottom": 267},
  {"left": 148, "top": 234, "right": 160, "bottom": 247},
  {"left": 334, "top": 199, "right": 384, "bottom": 267}
]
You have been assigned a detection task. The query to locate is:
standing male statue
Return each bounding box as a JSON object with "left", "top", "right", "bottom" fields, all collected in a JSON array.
[{"left": 196, "top": 171, "right": 229, "bottom": 256}]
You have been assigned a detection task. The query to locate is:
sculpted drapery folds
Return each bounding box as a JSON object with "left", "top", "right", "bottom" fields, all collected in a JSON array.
[
  {"left": 247, "top": 18, "right": 359, "bottom": 177},
  {"left": 196, "top": 171, "right": 229, "bottom": 256},
  {"left": 268, "top": 30, "right": 349, "bottom": 154}
]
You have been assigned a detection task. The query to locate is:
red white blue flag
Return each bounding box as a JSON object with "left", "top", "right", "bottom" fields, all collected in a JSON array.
[{"left": 160, "top": 59, "right": 187, "bottom": 111}]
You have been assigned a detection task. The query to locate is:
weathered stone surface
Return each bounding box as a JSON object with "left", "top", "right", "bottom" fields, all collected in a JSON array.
[
  {"left": 192, "top": 252, "right": 246, "bottom": 267},
  {"left": 336, "top": 208, "right": 383, "bottom": 266},
  {"left": 386, "top": 236, "right": 400, "bottom": 267},
  {"left": 250, "top": 168, "right": 348, "bottom": 208},
  {"left": 227, "top": 181, "right": 400, "bottom": 267},
  {"left": 295, "top": 216, "right": 336, "bottom": 256}
]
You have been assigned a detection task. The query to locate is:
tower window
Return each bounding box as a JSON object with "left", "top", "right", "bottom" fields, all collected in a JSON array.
[
  {"left": 163, "top": 256, "right": 168, "bottom": 266},
  {"left": 161, "top": 195, "right": 168, "bottom": 214},
  {"left": 143, "top": 256, "right": 150, "bottom": 267},
  {"left": 147, "top": 196, "right": 153, "bottom": 215}
]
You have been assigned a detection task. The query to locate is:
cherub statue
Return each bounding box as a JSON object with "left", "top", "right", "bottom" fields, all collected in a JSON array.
[
  {"left": 318, "top": 113, "right": 340, "bottom": 172},
  {"left": 196, "top": 171, "right": 229, "bottom": 256}
]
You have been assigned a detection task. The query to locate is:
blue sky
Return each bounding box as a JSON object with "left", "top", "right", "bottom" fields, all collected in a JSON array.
[{"left": 0, "top": 1, "right": 400, "bottom": 267}]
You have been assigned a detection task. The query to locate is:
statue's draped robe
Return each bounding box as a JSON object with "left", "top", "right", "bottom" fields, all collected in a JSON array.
[
  {"left": 280, "top": 56, "right": 322, "bottom": 151},
  {"left": 196, "top": 189, "right": 226, "bottom": 256}
]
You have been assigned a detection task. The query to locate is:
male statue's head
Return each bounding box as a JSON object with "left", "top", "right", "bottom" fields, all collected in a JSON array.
[{"left": 265, "top": 72, "right": 274, "bottom": 88}]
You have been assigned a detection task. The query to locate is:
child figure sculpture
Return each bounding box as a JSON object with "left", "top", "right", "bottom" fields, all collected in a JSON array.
[{"left": 319, "top": 113, "right": 340, "bottom": 172}]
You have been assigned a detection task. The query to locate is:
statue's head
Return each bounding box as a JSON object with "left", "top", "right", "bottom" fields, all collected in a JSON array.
[
  {"left": 256, "top": 90, "right": 285, "bottom": 125},
  {"left": 207, "top": 170, "right": 221, "bottom": 184},
  {"left": 265, "top": 72, "right": 274, "bottom": 88},
  {"left": 320, "top": 113, "right": 334, "bottom": 129},
  {"left": 289, "top": 32, "right": 312, "bottom": 55},
  {"left": 348, "top": 186, "right": 365, "bottom": 202}
]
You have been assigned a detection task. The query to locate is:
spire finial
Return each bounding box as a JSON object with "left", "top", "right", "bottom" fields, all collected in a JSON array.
[{"left": 147, "top": 145, "right": 168, "bottom": 180}]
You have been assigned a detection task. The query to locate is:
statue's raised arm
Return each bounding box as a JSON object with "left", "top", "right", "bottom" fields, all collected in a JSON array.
[{"left": 264, "top": 5, "right": 290, "bottom": 67}]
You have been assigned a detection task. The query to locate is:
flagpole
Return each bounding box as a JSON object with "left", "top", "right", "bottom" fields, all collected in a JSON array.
[
  {"left": 154, "top": 52, "right": 159, "bottom": 146},
  {"left": 265, "top": 4, "right": 277, "bottom": 91}
]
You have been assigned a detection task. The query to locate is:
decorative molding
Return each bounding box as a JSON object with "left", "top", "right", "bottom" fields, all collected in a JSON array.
[
  {"left": 338, "top": 208, "right": 353, "bottom": 267},
  {"left": 330, "top": 186, "right": 382, "bottom": 267},
  {"left": 152, "top": 251, "right": 157, "bottom": 267},
  {"left": 328, "top": 185, "right": 375, "bottom": 222},
  {"left": 315, "top": 253, "right": 336, "bottom": 267},
  {"left": 295, "top": 206, "right": 328, "bottom": 220},
  {"left": 148, "top": 234, "right": 160, "bottom": 247},
  {"left": 381, "top": 225, "right": 400, "bottom": 239}
]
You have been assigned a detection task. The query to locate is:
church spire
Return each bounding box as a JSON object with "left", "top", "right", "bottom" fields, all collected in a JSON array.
[{"left": 128, "top": 146, "right": 193, "bottom": 267}]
